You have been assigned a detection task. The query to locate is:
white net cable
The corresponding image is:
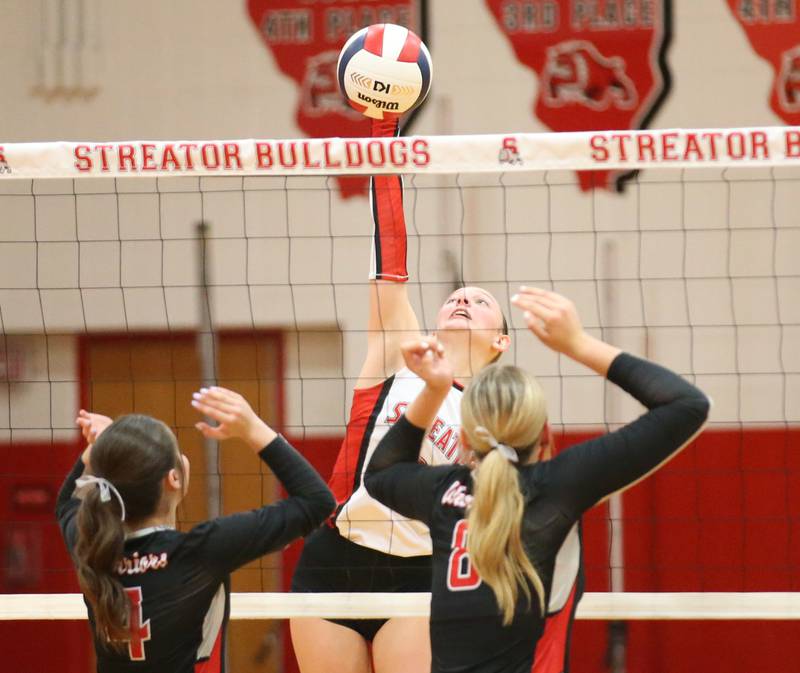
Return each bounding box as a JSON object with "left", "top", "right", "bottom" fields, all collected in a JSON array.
[
  {"left": 3, "top": 592, "right": 800, "bottom": 621},
  {"left": 1, "top": 126, "right": 799, "bottom": 621}
]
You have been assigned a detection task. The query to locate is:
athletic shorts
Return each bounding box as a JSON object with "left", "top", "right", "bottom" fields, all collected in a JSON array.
[{"left": 291, "top": 524, "right": 432, "bottom": 641}]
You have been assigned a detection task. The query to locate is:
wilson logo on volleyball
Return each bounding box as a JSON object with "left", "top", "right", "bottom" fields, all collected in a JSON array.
[
  {"left": 350, "top": 71, "right": 374, "bottom": 89},
  {"left": 356, "top": 92, "right": 400, "bottom": 110},
  {"left": 378, "top": 81, "right": 418, "bottom": 96},
  {"left": 726, "top": 0, "right": 800, "bottom": 125},
  {"left": 483, "top": 0, "right": 673, "bottom": 191},
  {"left": 246, "top": 0, "right": 425, "bottom": 198}
]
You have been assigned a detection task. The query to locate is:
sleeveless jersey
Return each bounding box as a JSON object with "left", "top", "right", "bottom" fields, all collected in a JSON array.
[{"left": 329, "top": 367, "right": 463, "bottom": 557}]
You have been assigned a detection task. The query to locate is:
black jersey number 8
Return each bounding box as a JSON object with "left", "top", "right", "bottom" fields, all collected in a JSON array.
[
  {"left": 446, "top": 519, "right": 481, "bottom": 591},
  {"left": 124, "top": 586, "right": 152, "bottom": 661}
]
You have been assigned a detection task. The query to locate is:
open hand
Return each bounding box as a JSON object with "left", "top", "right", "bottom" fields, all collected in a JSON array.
[
  {"left": 191, "top": 386, "right": 276, "bottom": 451},
  {"left": 401, "top": 336, "right": 454, "bottom": 392},
  {"left": 76, "top": 410, "right": 113, "bottom": 467},
  {"left": 511, "top": 287, "right": 585, "bottom": 356}
]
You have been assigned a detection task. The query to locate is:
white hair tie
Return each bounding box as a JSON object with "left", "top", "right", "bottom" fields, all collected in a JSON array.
[
  {"left": 473, "top": 426, "right": 519, "bottom": 464},
  {"left": 76, "top": 476, "right": 127, "bottom": 522}
]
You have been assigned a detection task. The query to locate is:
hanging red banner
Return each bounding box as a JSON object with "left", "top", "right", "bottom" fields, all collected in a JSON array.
[
  {"left": 725, "top": 0, "right": 800, "bottom": 125},
  {"left": 484, "top": 0, "right": 673, "bottom": 190},
  {"left": 247, "top": 1, "right": 426, "bottom": 198}
]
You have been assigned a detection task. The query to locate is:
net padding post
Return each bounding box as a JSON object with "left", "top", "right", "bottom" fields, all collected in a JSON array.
[{"left": 196, "top": 219, "right": 220, "bottom": 519}]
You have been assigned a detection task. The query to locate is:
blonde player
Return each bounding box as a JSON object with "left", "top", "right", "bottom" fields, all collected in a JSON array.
[{"left": 364, "top": 288, "right": 710, "bottom": 673}]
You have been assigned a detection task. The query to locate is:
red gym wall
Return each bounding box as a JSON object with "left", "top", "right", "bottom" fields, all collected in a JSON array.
[{"left": 0, "top": 440, "right": 92, "bottom": 673}]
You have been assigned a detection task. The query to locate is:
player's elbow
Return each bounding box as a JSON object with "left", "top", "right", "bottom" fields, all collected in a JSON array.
[
  {"left": 363, "top": 471, "right": 381, "bottom": 500},
  {"left": 685, "top": 390, "right": 712, "bottom": 430},
  {"left": 310, "top": 488, "right": 337, "bottom": 524},
  {"left": 322, "top": 489, "right": 337, "bottom": 518}
]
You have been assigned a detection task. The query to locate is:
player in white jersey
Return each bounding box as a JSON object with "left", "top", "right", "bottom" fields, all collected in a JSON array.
[
  {"left": 333, "top": 366, "right": 465, "bottom": 556},
  {"left": 290, "top": 120, "right": 580, "bottom": 673}
]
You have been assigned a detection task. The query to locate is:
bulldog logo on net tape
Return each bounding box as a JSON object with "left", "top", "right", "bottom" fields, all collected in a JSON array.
[
  {"left": 498, "top": 137, "right": 523, "bottom": 166},
  {"left": 0, "top": 146, "right": 10, "bottom": 175}
]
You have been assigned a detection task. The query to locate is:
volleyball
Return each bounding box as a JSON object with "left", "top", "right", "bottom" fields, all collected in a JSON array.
[{"left": 337, "top": 23, "right": 432, "bottom": 120}]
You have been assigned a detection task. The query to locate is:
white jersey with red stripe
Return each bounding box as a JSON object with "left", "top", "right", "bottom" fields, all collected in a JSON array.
[{"left": 330, "top": 368, "right": 463, "bottom": 557}]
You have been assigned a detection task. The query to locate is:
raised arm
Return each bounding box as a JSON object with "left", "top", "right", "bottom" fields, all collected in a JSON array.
[
  {"left": 190, "top": 388, "right": 335, "bottom": 574},
  {"left": 542, "top": 352, "right": 709, "bottom": 514},
  {"left": 56, "top": 410, "right": 114, "bottom": 545},
  {"left": 357, "top": 119, "right": 421, "bottom": 388},
  {"left": 512, "top": 288, "right": 710, "bottom": 513}
]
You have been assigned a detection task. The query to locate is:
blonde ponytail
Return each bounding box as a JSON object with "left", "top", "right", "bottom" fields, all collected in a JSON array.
[{"left": 461, "top": 364, "right": 548, "bottom": 624}]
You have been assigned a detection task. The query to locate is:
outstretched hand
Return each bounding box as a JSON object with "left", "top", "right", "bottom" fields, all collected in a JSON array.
[
  {"left": 401, "top": 336, "right": 454, "bottom": 392},
  {"left": 511, "top": 287, "right": 585, "bottom": 356},
  {"left": 192, "top": 386, "right": 276, "bottom": 451},
  {"left": 76, "top": 410, "right": 113, "bottom": 468},
  {"left": 512, "top": 287, "right": 622, "bottom": 376}
]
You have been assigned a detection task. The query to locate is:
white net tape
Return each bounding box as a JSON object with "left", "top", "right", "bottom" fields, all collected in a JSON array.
[
  {"left": 3, "top": 592, "right": 800, "bottom": 621},
  {"left": 1, "top": 127, "right": 799, "bottom": 179}
]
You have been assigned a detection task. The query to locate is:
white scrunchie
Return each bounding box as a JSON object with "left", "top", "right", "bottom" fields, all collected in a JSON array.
[
  {"left": 473, "top": 426, "right": 519, "bottom": 464},
  {"left": 76, "top": 476, "right": 127, "bottom": 522}
]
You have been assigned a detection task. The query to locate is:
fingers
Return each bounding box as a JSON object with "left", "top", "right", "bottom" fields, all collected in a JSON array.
[
  {"left": 194, "top": 386, "right": 242, "bottom": 407},
  {"left": 195, "top": 421, "right": 227, "bottom": 440},
  {"left": 523, "top": 311, "right": 549, "bottom": 341},
  {"left": 76, "top": 411, "right": 102, "bottom": 444},
  {"left": 512, "top": 287, "right": 577, "bottom": 322},
  {"left": 514, "top": 286, "right": 559, "bottom": 302},
  {"left": 191, "top": 403, "right": 235, "bottom": 425},
  {"left": 402, "top": 335, "right": 444, "bottom": 358},
  {"left": 191, "top": 397, "right": 236, "bottom": 425},
  {"left": 191, "top": 387, "right": 256, "bottom": 442},
  {"left": 76, "top": 410, "right": 96, "bottom": 429},
  {"left": 513, "top": 295, "right": 559, "bottom": 322},
  {"left": 191, "top": 388, "right": 240, "bottom": 415}
]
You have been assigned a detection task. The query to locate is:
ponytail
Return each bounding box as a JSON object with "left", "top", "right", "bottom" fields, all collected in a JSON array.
[
  {"left": 467, "top": 450, "right": 545, "bottom": 624},
  {"left": 460, "top": 364, "right": 548, "bottom": 624},
  {"left": 74, "top": 488, "right": 129, "bottom": 646}
]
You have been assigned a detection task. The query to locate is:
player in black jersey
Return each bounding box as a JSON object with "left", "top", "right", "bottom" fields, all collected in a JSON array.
[
  {"left": 56, "top": 387, "right": 335, "bottom": 673},
  {"left": 364, "top": 287, "right": 710, "bottom": 673}
]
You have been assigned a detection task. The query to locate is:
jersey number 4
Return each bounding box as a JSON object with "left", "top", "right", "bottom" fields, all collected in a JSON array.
[
  {"left": 447, "top": 519, "right": 481, "bottom": 591},
  {"left": 124, "top": 587, "right": 152, "bottom": 661}
]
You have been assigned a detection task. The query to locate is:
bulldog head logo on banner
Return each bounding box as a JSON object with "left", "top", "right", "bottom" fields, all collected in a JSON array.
[
  {"left": 484, "top": 0, "right": 673, "bottom": 191},
  {"left": 247, "top": 1, "right": 426, "bottom": 198}
]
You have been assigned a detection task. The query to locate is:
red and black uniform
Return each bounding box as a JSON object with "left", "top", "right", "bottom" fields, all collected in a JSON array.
[
  {"left": 365, "top": 353, "right": 710, "bottom": 673},
  {"left": 56, "top": 435, "right": 335, "bottom": 673}
]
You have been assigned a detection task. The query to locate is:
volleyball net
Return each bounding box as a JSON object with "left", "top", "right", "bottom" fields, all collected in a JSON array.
[{"left": 1, "top": 127, "right": 799, "bottom": 633}]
